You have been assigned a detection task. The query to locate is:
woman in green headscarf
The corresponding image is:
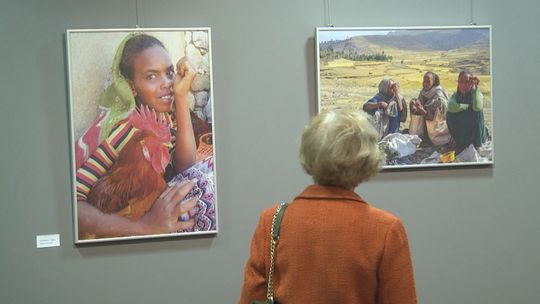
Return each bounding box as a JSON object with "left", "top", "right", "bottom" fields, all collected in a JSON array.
[
  {"left": 97, "top": 33, "right": 138, "bottom": 140},
  {"left": 74, "top": 34, "right": 136, "bottom": 169},
  {"left": 74, "top": 33, "right": 216, "bottom": 239}
]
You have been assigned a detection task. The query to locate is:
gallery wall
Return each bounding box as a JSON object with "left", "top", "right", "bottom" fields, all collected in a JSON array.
[{"left": 0, "top": 0, "right": 539, "bottom": 303}]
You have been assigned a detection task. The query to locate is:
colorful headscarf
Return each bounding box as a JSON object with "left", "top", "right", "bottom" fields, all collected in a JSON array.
[
  {"left": 74, "top": 33, "right": 137, "bottom": 168},
  {"left": 97, "top": 33, "right": 138, "bottom": 141}
]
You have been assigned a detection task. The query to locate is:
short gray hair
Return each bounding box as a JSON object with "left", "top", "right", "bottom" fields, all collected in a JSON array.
[{"left": 299, "top": 109, "right": 383, "bottom": 189}]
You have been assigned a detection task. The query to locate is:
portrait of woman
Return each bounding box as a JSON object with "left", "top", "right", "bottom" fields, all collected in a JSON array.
[{"left": 66, "top": 29, "right": 217, "bottom": 243}]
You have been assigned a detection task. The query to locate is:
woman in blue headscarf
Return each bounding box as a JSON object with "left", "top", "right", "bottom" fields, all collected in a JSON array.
[{"left": 363, "top": 77, "right": 408, "bottom": 140}]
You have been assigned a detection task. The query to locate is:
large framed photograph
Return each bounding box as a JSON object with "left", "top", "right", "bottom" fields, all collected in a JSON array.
[
  {"left": 316, "top": 26, "right": 493, "bottom": 169},
  {"left": 66, "top": 28, "right": 217, "bottom": 243}
]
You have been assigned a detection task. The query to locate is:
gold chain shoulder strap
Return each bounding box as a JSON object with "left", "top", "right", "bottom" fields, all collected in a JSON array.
[{"left": 265, "top": 202, "right": 288, "bottom": 304}]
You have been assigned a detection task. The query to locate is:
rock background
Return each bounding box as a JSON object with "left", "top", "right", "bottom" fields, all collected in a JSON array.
[{"left": 185, "top": 31, "right": 212, "bottom": 124}]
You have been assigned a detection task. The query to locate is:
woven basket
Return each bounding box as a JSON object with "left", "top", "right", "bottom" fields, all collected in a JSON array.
[{"left": 196, "top": 132, "right": 213, "bottom": 161}]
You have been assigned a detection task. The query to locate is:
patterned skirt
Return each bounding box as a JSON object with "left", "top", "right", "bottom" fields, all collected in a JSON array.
[{"left": 168, "top": 156, "right": 217, "bottom": 232}]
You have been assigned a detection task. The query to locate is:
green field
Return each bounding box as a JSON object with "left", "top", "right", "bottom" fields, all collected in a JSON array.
[{"left": 319, "top": 46, "right": 492, "bottom": 132}]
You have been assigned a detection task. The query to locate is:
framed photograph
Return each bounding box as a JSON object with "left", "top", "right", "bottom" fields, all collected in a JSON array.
[
  {"left": 66, "top": 28, "right": 217, "bottom": 243},
  {"left": 316, "top": 26, "right": 493, "bottom": 169}
]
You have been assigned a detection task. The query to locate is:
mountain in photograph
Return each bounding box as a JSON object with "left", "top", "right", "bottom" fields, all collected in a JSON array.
[{"left": 320, "top": 29, "right": 489, "bottom": 54}]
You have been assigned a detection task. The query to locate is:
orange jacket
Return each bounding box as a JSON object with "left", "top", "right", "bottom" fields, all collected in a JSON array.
[{"left": 239, "top": 184, "right": 417, "bottom": 304}]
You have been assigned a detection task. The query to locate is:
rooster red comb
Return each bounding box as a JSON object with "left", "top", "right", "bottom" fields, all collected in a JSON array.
[{"left": 129, "top": 105, "right": 171, "bottom": 141}]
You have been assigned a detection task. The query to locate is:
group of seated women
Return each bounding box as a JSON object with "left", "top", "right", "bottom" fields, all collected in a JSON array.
[{"left": 363, "top": 70, "right": 488, "bottom": 153}]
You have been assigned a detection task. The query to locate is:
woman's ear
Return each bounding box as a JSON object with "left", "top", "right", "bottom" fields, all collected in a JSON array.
[{"left": 128, "top": 80, "right": 137, "bottom": 97}]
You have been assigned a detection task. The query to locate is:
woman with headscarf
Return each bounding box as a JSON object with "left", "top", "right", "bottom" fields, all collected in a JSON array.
[
  {"left": 409, "top": 71, "right": 452, "bottom": 146},
  {"left": 74, "top": 33, "right": 216, "bottom": 239},
  {"left": 363, "top": 77, "right": 408, "bottom": 140},
  {"left": 446, "top": 70, "right": 488, "bottom": 152}
]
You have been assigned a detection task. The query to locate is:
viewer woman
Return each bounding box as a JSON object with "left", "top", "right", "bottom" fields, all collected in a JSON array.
[
  {"left": 446, "top": 70, "right": 488, "bottom": 152},
  {"left": 239, "top": 110, "right": 417, "bottom": 304},
  {"left": 409, "top": 71, "right": 451, "bottom": 146},
  {"left": 363, "top": 77, "right": 408, "bottom": 140}
]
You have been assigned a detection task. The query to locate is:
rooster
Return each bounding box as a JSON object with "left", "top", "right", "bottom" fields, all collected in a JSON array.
[{"left": 87, "top": 105, "right": 172, "bottom": 220}]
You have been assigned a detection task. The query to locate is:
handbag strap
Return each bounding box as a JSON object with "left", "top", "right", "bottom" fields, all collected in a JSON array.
[{"left": 266, "top": 202, "right": 288, "bottom": 304}]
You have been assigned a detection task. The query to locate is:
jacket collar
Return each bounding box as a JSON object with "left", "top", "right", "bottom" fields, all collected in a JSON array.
[{"left": 294, "top": 184, "right": 366, "bottom": 204}]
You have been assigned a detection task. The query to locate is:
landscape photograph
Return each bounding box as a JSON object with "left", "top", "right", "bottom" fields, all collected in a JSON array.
[{"left": 317, "top": 26, "right": 493, "bottom": 169}]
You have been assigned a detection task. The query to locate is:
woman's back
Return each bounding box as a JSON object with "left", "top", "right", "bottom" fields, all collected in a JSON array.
[{"left": 240, "top": 185, "right": 416, "bottom": 304}]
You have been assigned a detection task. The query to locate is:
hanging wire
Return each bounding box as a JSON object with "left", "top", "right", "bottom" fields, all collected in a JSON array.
[
  {"left": 324, "top": 0, "right": 334, "bottom": 27},
  {"left": 469, "top": 0, "right": 476, "bottom": 25},
  {"left": 135, "top": 0, "right": 141, "bottom": 28}
]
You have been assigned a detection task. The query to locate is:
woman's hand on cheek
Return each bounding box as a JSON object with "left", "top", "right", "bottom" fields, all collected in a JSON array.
[
  {"left": 472, "top": 76, "right": 480, "bottom": 88},
  {"left": 174, "top": 56, "right": 197, "bottom": 101}
]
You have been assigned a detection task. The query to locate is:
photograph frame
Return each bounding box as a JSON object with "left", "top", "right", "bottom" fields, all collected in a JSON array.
[
  {"left": 316, "top": 25, "right": 494, "bottom": 170},
  {"left": 66, "top": 28, "right": 218, "bottom": 244}
]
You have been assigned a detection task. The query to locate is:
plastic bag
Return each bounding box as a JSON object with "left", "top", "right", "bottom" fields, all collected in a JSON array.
[
  {"left": 420, "top": 151, "right": 441, "bottom": 164},
  {"left": 455, "top": 144, "right": 479, "bottom": 162},
  {"left": 380, "top": 133, "right": 422, "bottom": 158},
  {"left": 372, "top": 109, "right": 390, "bottom": 140},
  {"left": 477, "top": 141, "right": 493, "bottom": 161}
]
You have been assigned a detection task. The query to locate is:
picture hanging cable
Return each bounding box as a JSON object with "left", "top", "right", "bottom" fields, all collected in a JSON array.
[
  {"left": 135, "top": 0, "right": 141, "bottom": 28},
  {"left": 469, "top": 0, "right": 476, "bottom": 25},
  {"left": 324, "top": 0, "right": 334, "bottom": 27}
]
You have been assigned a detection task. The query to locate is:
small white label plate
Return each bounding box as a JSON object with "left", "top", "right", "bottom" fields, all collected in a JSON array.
[{"left": 36, "top": 234, "right": 60, "bottom": 248}]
